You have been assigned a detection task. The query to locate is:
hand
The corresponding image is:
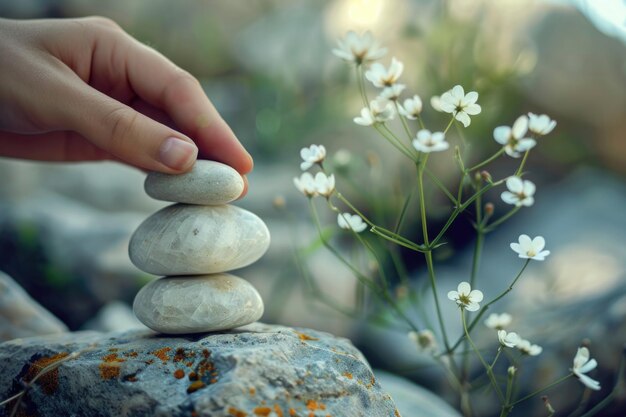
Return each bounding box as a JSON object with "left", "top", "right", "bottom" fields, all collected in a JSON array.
[{"left": 0, "top": 17, "right": 253, "bottom": 176}]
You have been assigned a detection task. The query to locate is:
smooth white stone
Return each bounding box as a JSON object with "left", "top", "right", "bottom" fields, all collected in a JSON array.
[
  {"left": 144, "top": 160, "right": 244, "bottom": 205},
  {"left": 129, "top": 204, "right": 270, "bottom": 275},
  {"left": 133, "top": 274, "right": 264, "bottom": 333}
]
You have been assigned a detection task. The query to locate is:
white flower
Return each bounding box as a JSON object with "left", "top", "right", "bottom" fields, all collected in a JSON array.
[
  {"left": 484, "top": 313, "right": 513, "bottom": 330},
  {"left": 313, "top": 172, "right": 335, "bottom": 197},
  {"left": 517, "top": 339, "right": 542, "bottom": 356},
  {"left": 412, "top": 130, "right": 449, "bottom": 153},
  {"left": 430, "top": 95, "right": 443, "bottom": 112},
  {"left": 293, "top": 172, "right": 317, "bottom": 197},
  {"left": 501, "top": 176, "right": 535, "bottom": 207},
  {"left": 337, "top": 213, "right": 367, "bottom": 233},
  {"left": 300, "top": 144, "right": 326, "bottom": 171},
  {"left": 354, "top": 99, "right": 395, "bottom": 126},
  {"left": 497, "top": 330, "right": 521, "bottom": 348},
  {"left": 571, "top": 347, "right": 601, "bottom": 391},
  {"left": 493, "top": 116, "right": 537, "bottom": 158},
  {"left": 399, "top": 95, "right": 423, "bottom": 119},
  {"left": 510, "top": 234, "right": 550, "bottom": 261},
  {"left": 365, "top": 57, "right": 404, "bottom": 87},
  {"left": 379, "top": 84, "right": 406, "bottom": 101},
  {"left": 438, "top": 85, "right": 481, "bottom": 127},
  {"left": 528, "top": 113, "right": 557, "bottom": 136},
  {"left": 408, "top": 329, "right": 438, "bottom": 354},
  {"left": 447, "top": 281, "right": 484, "bottom": 312},
  {"left": 332, "top": 31, "right": 387, "bottom": 65}
]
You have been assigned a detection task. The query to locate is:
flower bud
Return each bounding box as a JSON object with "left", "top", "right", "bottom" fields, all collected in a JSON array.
[
  {"left": 480, "top": 170, "right": 492, "bottom": 182},
  {"left": 484, "top": 203, "right": 494, "bottom": 216},
  {"left": 507, "top": 366, "right": 516, "bottom": 377}
]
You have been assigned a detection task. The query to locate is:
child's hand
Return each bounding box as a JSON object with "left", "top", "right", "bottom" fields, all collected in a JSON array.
[{"left": 0, "top": 17, "right": 253, "bottom": 175}]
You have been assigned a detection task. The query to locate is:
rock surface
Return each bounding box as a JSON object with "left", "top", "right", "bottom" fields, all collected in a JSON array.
[
  {"left": 129, "top": 204, "right": 270, "bottom": 276},
  {"left": 375, "top": 370, "right": 462, "bottom": 417},
  {"left": 145, "top": 160, "right": 244, "bottom": 206},
  {"left": 0, "top": 323, "right": 400, "bottom": 417},
  {"left": 0, "top": 271, "right": 68, "bottom": 342},
  {"left": 133, "top": 274, "right": 264, "bottom": 334}
]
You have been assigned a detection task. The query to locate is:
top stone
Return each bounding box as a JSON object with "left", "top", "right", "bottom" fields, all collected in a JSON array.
[{"left": 145, "top": 160, "right": 244, "bottom": 205}]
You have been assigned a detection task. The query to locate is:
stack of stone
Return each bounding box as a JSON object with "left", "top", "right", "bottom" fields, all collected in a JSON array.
[{"left": 129, "top": 161, "right": 270, "bottom": 334}]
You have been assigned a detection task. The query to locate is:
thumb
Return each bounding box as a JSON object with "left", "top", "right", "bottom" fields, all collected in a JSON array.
[{"left": 61, "top": 80, "right": 198, "bottom": 173}]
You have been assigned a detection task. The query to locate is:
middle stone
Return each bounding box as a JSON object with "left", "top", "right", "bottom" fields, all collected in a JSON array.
[{"left": 129, "top": 204, "right": 270, "bottom": 276}]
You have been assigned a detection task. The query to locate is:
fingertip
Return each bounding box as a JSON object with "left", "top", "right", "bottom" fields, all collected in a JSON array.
[
  {"left": 158, "top": 137, "right": 198, "bottom": 172},
  {"left": 238, "top": 175, "right": 249, "bottom": 199}
]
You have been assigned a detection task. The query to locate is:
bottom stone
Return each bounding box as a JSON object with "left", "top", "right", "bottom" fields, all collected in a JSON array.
[
  {"left": 133, "top": 274, "right": 263, "bottom": 334},
  {"left": 0, "top": 324, "right": 401, "bottom": 417}
]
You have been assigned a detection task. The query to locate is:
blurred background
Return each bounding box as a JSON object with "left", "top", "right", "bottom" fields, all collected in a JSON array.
[{"left": 0, "top": 0, "right": 625, "bottom": 416}]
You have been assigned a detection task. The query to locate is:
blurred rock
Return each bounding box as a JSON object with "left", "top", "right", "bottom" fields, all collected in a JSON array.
[
  {"left": 376, "top": 370, "right": 462, "bottom": 417},
  {"left": 81, "top": 301, "right": 145, "bottom": 333},
  {"left": 0, "top": 271, "right": 67, "bottom": 341},
  {"left": 0, "top": 323, "right": 400, "bottom": 417}
]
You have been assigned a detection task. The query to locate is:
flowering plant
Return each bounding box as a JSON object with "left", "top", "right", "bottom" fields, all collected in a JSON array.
[{"left": 292, "top": 30, "right": 614, "bottom": 416}]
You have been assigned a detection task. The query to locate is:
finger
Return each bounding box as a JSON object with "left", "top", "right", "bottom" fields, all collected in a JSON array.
[
  {"left": 118, "top": 40, "right": 253, "bottom": 174},
  {"left": 55, "top": 73, "right": 199, "bottom": 173}
]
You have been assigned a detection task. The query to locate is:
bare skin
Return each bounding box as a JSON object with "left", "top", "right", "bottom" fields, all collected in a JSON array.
[{"left": 0, "top": 17, "right": 252, "bottom": 189}]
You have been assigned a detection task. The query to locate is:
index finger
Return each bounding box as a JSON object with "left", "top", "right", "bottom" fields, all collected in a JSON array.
[{"left": 121, "top": 37, "right": 253, "bottom": 174}]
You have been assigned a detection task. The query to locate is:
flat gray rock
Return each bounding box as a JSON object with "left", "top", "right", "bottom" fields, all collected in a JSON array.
[
  {"left": 0, "top": 323, "right": 400, "bottom": 417},
  {"left": 0, "top": 271, "right": 68, "bottom": 342},
  {"left": 145, "top": 160, "right": 244, "bottom": 205},
  {"left": 129, "top": 204, "right": 270, "bottom": 276},
  {"left": 133, "top": 274, "right": 264, "bottom": 334}
]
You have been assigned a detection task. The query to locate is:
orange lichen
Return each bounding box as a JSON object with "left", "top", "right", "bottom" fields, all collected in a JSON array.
[
  {"left": 249, "top": 387, "right": 256, "bottom": 396},
  {"left": 124, "top": 351, "right": 138, "bottom": 358},
  {"left": 289, "top": 409, "right": 296, "bottom": 416},
  {"left": 99, "top": 353, "right": 125, "bottom": 380},
  {"left": 152, "top": 347, "right": 171, "bottom": 363},
  {"left": 228, "top": 407, "right": 248, "bottom": 417},
  {"left": 24, "top": 352, "right": 70, "bottom": 395},
  {"left": 186, "top": 380, "right": 206, "bottom": 394},
  {"left": 253, "top": 406, "right": 272, "bottom": 416},
  {"left": 305, "top": 400, "right": 325, "bottom": 411},
  {"left": 343, "top": 372, "right": 353, "bottom": 379},
  {"left": 394, "top": 409, "right": 401, "bottom": 417},
  {"left": 173, "top": 369, "right": 185, "bottom": 379},
  {"left": 274, "top": 404, "right": 284, "bottom": 417},
  {"left": 189, "top": 371, "right": 198, "bottom": 381},
  {"left": 294, "top": 331, "right": 318, "bottom": 341}
]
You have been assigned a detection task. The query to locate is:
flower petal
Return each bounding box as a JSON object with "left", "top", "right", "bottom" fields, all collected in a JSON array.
[
  {"left": 578, "top": 373, "right": 601, "bottom": 390},
  {"left": 465, "top": 302, "right": 480, "bottom": 312},
  {"left": 455, "top": 112, "right": 471, "bottom": 127},
  {"left": 512, "top": 116, "right": 529, "bottom": 138},
  {"left": 464, "top": 103, "right": 482, "bottom": 115},
  {"left": 457, "top": 281, "right": 471, "bottom": 294},
  {"left": 468, "top": 290, "right": 482, "bottom": 303},
  {"left": 579, "top": 358, "right": 598, "bottom": 374},
  {"left": 447, "top": 290, "right": 459, "bottom": 301},
  {"left": 493, "top": 126, "right": 511, "bottom": 145},
  {"left": 506, "top": 176, "right": 523, "bottom": 193}
]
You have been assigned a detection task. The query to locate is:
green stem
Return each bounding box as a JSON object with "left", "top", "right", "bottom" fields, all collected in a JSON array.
[
  {"left": 417, "top": 155, "right": 450, "bottom": 350},
  {"left": 515, "top": 149, "right": 531, "bottom": 176},
  {"left": 443, "top": 116, "right": 456, "bottom": 134},
  {"left": 395, "top": 101, "right": 414, "bottom": 141},
  {"left": 356, "top": 65, "right": 369, "bottom": 107},
  {"left": 462, "top": 310, "right": 505, "bottom": 402},
  {"left": 312, "top": 200, "right": 420, "bottom": 332},
  {"left": 469, "top": 148, "right": 505, "bottom": 172},
  {"left": 484, "top": 206, "right": 521, "bottom": 233},
  {"left": 510, "top": 374, "right": 573, "bottom": 407},
  {"left": 374, "top": 125, "right": 416, "bottom": 160},
  {"left": 425, "top": 167, "right": 458, "bottom": 205},
  {"left": 448, "top": 260, "right": 531, "bottom": 352},
  {"left": 430, "top": 180, "right": 504, "bottom": 248},
  {"left": 394, "top": 181, "right": 417, "bottom": 234}
]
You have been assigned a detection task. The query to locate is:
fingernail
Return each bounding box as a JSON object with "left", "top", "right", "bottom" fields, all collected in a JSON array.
[{"left": 159, "top": 137, "right": 198, "bottom": 170}]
